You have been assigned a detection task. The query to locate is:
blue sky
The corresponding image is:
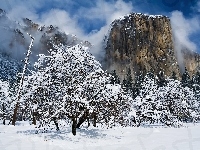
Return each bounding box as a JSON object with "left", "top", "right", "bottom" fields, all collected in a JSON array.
[{"left": 1, "top": 0, "right": 200, "bottom": 55}]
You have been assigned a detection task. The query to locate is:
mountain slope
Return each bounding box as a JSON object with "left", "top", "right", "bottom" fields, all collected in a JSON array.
[{"left": 0, "top": 8, "right": 91, "bottom": 81}]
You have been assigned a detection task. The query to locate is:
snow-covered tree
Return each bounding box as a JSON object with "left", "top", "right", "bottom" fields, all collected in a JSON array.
[
  {"left": 22, "top": 43, "right": 132, "bottom": 135},
  {"left": 191, "top": 71, "right": 200, "bottom": 101},
  {"left": 121, "top": 68, "right": 134, "bottom": 100},
  {"left": 157, "top": 71, "right": 167, "bottom": 87},
  {"left": 132, "top": 71, "right": 144, "bottom": 99},
  {"left": 0, "top": 80, "right": 16, "bottom": 125},
  {"left": 21, "top": 43, "right": 100, "bottom": 128},
  {"left": 133, "top": 75, "right": 200, "bottom": 127},
  {"left": 110, "top": 70, "right": 120, "bottom": 85},
  {"left": 11, "top": 33, "right": 34, "bottom": 126},
  {"left": 126, "top": 68, "right": 133, "bottom": 91},
  {"left": 181, "top": 67, "right": 191, "bottom": 88},
  {"left": 162, "top": 79, "right": 199, "bottom": 123},
  {"left": 133, "top": 73, "right": 160, "bottom": 126}
]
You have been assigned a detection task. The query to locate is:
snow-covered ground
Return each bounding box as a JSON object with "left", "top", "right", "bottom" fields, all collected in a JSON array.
[{"left": 0, "top": 122, "right": 200, "bottom": 150}]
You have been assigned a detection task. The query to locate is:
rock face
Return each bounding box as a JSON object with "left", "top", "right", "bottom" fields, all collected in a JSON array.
[
  {"left": 180, "top": 49, "right": 200, "bottom": 77},
  {"left": 104, "top": 13, "right": 198, "bottom": 80}
]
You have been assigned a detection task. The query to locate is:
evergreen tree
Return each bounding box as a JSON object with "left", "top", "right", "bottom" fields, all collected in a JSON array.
[
  {"left": 146, "top": 68, "right": 155, "bottom": 80},
  {"left": 125, "top": 67, "right": 133, "bottom": 94},
  {"left": 122, "top": 78, "right": 127, "bottom": 92},
  {"left": 133, "top": 74, "right": 159, "bottom": 126},
  {"left": 0, "top": 80, "right": 12, "bottom": 125},
  {"left": 110, "top": 70, "right": 120, "bottom": 84},
  {"left": 132, "top": 76, "right": 200, "bottom": 127},
  {"left": 171, "top": 71, "right": 177, "bottom": 80},
  {"left": 192, "top": 71, "right": 200, "bottom": 85},
  {"left": 157, "top": 71, "right": 167, "bottom": 87},
  {"left": 181, "top": 67, "right": 191, "bottom": 88},
  {"left": 132, "top": 71, "right": 144, "bottom": 99},
  {"left": 191, "top": 71, "right": 200, "bottom": 101}
]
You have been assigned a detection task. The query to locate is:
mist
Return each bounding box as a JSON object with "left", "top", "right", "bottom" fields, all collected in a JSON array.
[{"left": 170, "top": 10, "right": 200, "bottom": 73}]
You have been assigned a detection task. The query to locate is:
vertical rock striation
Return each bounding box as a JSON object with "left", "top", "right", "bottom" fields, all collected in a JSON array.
[{"left": 105, "top": 13, "right": 181, "bottom": 79}]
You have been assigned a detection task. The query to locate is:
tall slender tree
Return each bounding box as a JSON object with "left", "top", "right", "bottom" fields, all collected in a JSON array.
[
  {"left": 11, "top": 33, "right": 34, "bottom": 126},
  {"left": 132, "top": 71, "right": 144, "bottom": 99}
]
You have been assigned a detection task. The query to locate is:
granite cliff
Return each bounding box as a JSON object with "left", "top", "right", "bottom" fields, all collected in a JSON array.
[{"left": 104, "top": 13, "right": 199, "bottom": 80}]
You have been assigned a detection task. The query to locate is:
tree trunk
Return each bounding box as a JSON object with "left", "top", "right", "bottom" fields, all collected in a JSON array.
[
  {"left": 32, "top": 112, "right": 36, "bottom": 125},
  {"left": 87, "top": 117, "right": 90, "bottom": 127},
  {"left": 76, "top": 110, "right": 89, "bottom": 128},
  {"left": 21, "top": 109, "right": 24, "bottom": 121},
  {"left": 53, "top": 117, "right": 59, "bottom": 131},
  {"left": 12, "top": 34, "right": 34, "bottom": 126},
  {"left": 72, "top": 117, "right": 77, "bottom": 136},
  {"left": 93, "top": 112, "right": 97, "bottom": 127},
  {"left": 12, "top": 102, "right": 19, "bottom": 126},
  {"left": 2, "top": 103, "right": 5, "bottom": 125}
]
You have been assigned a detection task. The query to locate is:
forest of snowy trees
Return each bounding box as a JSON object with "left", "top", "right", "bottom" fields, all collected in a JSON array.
[
  {"left": 120, "top": 68, "right": 200, "bottom": 127},
  {"left": 0, "top": 39, "right": 200, "bottom": 135}
]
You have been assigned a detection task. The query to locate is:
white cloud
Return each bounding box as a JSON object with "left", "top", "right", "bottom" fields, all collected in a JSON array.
[
  {"left": 170, "top": 10, "right": 200, "bottom": 72},
  {"left": 171, "top": 11, "right": 199, "bottom": 52},
  {"left": 38, "top": 9, "right": 84, "bottom": 37},
  {"left": 77, "top": 0, "right": 133, "bottom": 23},
  {"left": 76, "top": 0, "right": 134, "bottom": 58},
  {"left": 7, "top": 5, "right": 39, "bottom": 22}
]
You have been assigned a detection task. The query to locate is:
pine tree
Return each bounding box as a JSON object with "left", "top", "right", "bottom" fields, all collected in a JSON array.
[
  {"left": 157, "top": 71, "right": 167, "bottom": 87},
  {"left": 191, "top": 71, "right": 200, "bottom": 101},
  {"left": 146, "top": 68, "right": 155, "bottom": 80},
  {"left": 133, "top": 74, "right": 159, "bottom": 126},
  {"left": 181, "top": 67, "right": 191, "bottom": 88},
  {"left": 110, "top": 70, "right": 120, "bottom": 84},
  {"left": 195, "top": 71, "right": 200, "bottom": 84},
  {"left": 132, "top": 71, "right": 144, "bottom": 99},
  {"left": 132, "top": 76, "right": 200, "bottom": 126},
  {"left": 171, "top": 71, "right": 177, "bottom": 80},
  {"left": 126, "top": 68, "right": 133, "bottom": 91},
  {"left": 122, "top": 78, "right": 127, "bottom": 91}
]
